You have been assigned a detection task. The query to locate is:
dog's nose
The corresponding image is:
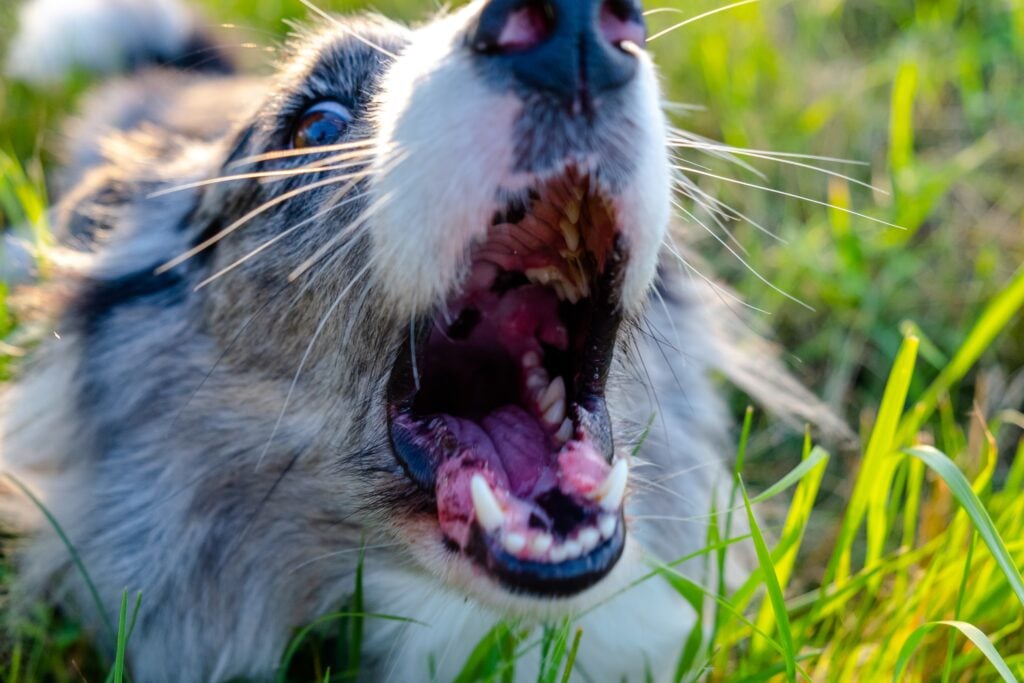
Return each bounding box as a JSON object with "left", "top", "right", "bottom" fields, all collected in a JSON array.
[{"left": 471, "top": 0, "right": 646, "bottom": 110}]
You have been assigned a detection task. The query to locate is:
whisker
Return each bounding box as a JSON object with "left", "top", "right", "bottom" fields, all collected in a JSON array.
[
  {"left": 648, "top": 0, "right": 760, "bottom": 42},
  {"left": 672, "top": 165, "right": 906, "bottom": 230},
  {"left": 255, "top": 260, "right": 375, "bottom": 472},
  {"left": 288, "top": 542, "right": 404, "bottom": 574},
  {"left": 194, "top": 193, "right": 369, "bottom": 290},
  {"left": 288, "top": 190, "right": 393, "bottom": 283},
  {"left": 229, "top": 139, "right": 376, "bottom": 169},
  {"left": 156, "top": 170, "right": 374, "bottom": 274},
  {"left": 666, "top": 132, "right": 869, "bottom": 166},
  {"left": 675, "top": 172, "right": 786, "bottom": 244},
  {"left": 670, "top": 142, "right": 885, "bottom": 194},
  {"left": 148, "top": 157, "right": 371, "bottom": 198},
  {"left": 671, "top": 197, "right": 812, "bottom": 310},
  {"left": 660, "top": 236, "right": 769, "bottom": 314},
  {"left": 299, "top": 0, "right": 399, "bottom": 59}
]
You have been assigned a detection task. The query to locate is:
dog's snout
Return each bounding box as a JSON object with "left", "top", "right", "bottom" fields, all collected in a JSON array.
[{"left": 471, "top": 0, "right": 646, "bottom": 109}]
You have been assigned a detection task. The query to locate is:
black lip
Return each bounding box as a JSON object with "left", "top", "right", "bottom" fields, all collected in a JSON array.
[{"left": 467, "top": 513, "right": 627, "bottom": 597}]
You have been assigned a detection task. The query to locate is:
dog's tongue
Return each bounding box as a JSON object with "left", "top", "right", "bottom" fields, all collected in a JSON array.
[
  {"left": 434, "top": 407, "right": 611, "bottom": 550},
  {"left": 435, "top": 405, "right": 552, "bottom": 548}
]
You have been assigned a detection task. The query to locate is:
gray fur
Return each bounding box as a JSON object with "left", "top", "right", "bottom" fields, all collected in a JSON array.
[{"left": 2, "top": 3, "right": 843, "bottom": 681}]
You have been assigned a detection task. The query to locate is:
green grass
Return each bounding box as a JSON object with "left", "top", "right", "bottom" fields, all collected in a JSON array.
[{"left": 2, "top": 0, "right": 1023, "bottom": 680}]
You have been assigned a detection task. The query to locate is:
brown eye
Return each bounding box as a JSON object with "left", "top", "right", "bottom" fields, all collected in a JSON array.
[{"left": 291, "top": 101, "right": 352, "bottom": 149}]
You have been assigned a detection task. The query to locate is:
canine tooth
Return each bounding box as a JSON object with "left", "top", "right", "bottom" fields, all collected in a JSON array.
[
  {"left": 522, "top": 351, "right": 541, "bottom": 368},
  {"left": 531, "top": 533, "right": 553, "bottom": 556},
  {"left": 563, "top": 539, "right": 583, "bottom": 559},
  {"left": 589, "top": 458, "right": 628, "bottom": 512},
  {"left": 598, "top": 514, "right": 617, "bottom": 540},
  {"left": 503, "top": 532, "right": 527, "bottom": 555},
  {"left": 549, "top": 544, "right": 568, "bottom": 563},
  {"left": 538, "top": 377, "right": 565, "bottom": 412},
  {"left": 555, "top": 418, "right": 573, "bottom": 443},
  {"left": 543, "top": 397, "right": 566, "bottom": 427},
  {"left": 578, "top": 527, "right": 600, "bottom": 552},
  {"left": 470, "top": 475, "right": 504, "bottom": 533},
  {"left": 559, "top": 219, "right": 580, "bottom": 252}
]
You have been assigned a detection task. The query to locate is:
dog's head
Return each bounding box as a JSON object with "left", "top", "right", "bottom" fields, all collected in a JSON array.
[{"left": 186, "top": 0, "right": 669, "bottom": 609}]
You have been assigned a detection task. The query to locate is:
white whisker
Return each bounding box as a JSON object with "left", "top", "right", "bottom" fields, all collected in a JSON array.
[
  {"left": 299, "top": 0, "right": 399, "bottom": 58},
  {"left": 672, "top": 195, "right": 813, "bottom": 310},
  {"left": 672, "top": 166, "right": 905, "bottom": 230},
  {"left": 255, "top": 259, "right": 374, "bottom": 472},
  {"left": 648, "top": 0, "right": 760, "bottom": 42},
  {"left": 156, "top": 170, "right": 373, "bottom": 274}
]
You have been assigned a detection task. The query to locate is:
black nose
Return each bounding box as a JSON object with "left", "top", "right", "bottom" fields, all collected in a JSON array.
[{"left": 471, "top": 0, "right": 646, "bottom": 110}]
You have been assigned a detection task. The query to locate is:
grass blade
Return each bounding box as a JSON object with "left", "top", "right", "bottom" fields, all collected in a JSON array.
[
  {"left": 740, "top": 480, "right": 797, "bottom": 681},
  {"left": 112, "top": 590, "right": 128, "bottom": 683},
  {"left": 559, "top": 628, "right": 583, "bottom": 683},
  {"left": 893, "top": 621, "right": 1016, "bottom": 682},
  {"left": 903, "top": 446, "right": 1024, "bottom": 608},
  {"left": 824, "top": 334, "right": 919, "bottom": 589},
  {"left": 750, "top": 446, "right": 829, "bottom": 504},
  {"left": 3, "top": 472, "right": 115, "bottom": 641},
  {"left": 897, "top": 266, "right": 1024, "bottom": 443}
]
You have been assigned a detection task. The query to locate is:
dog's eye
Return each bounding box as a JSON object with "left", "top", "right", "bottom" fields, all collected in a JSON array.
[{"left": 292, "top": 101, "right": 352, "bottom": 149}]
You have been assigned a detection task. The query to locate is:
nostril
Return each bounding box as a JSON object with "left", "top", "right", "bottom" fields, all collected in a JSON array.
[
  {"left": 599, "top": 0, "right": 646, "bottom": 50},
  {"left": 473, "top": 0, "right": 556, "bottom": 54}
]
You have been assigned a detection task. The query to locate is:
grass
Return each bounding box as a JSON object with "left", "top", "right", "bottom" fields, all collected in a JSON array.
[{"left": 1, "top": 0, "right": 1023, "bottom": 680}]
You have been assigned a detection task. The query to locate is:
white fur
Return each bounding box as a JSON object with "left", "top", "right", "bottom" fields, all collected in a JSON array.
[
  {"left": 365, "top": 539, "right": 697, "bottom": 682},
  {"left": 613, "top": 51, "right": 673, "bottom": 310},
  {"left": 368, "top": 4, "right": 522, "bottom": 317},
  {"left": 5, "top": 0, "right": 193, "bottom": 85}
]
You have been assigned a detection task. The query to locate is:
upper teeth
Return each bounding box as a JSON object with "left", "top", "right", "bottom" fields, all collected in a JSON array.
[{"left": 538, "top": 376, "right": 565, "bottom": 413}]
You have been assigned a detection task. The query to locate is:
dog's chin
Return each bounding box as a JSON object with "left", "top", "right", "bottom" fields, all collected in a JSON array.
[{"left": 392, "top": 514, "right": 646, "bottom": 617}]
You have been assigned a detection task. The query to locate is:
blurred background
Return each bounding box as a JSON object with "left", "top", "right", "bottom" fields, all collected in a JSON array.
[{"left": 0, "top": 0, "right": 1022, "bottom": 678}]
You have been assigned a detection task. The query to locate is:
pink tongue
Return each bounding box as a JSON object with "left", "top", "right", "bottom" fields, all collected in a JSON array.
[{"left": 481, "top": 406, "right": 553, "bottom": 497}]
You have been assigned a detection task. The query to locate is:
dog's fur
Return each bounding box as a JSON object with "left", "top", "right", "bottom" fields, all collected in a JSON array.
[{"left": 1, "top": 1, "right": 843, "bottom": 680}]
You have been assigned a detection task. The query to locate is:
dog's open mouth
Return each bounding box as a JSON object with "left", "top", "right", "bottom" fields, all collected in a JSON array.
[{"left": 387, "top": 170, "right": 628, "bottom": 596}]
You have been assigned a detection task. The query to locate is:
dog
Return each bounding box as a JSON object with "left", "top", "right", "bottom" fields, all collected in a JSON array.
[{"left": 1, "top": 0, "right": 843, "bottom": 679}]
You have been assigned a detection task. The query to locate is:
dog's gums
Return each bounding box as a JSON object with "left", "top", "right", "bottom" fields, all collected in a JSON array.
[{"left": 388, "top": 171, "right": 627, "bottom": 594}]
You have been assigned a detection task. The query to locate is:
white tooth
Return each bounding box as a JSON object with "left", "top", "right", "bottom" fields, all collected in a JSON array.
[
  {"left": 522, "top": 351, "right": 541, "bottom": 368},
  {"left": 470, "top": 475, "right": 504, "bottom": 533},
  {"left": 589, "top": 458, "right": 629, "bottom": 512},
  {"left": 563, "top": 539, "right": 583, "bottom": 559},
  {"left": 549, "top": 544, "right": 568, "bottom": 563},
  {"left": 503, "top": 532, "right": 527, "bottom": 555},
  {"left": 598, "top": 513, "right": 617, "bottom": 540},
  {"left": 555, "top": 418, "right": 573, "bottom": 443},
  {"left": 560, "top": 218, "right": 580, "bottom": 251},
  {"left": 531, "top": 533, "right": 553, "bottom": 556},
  {"left": 539, "top": 376, "right": 566, "bottom": 412},
  {"left": 542, "top": 397, "right": 565, "bottom": 427},
  {"left": 578, "top": 527, "right": 600, "bottom": 552}
]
